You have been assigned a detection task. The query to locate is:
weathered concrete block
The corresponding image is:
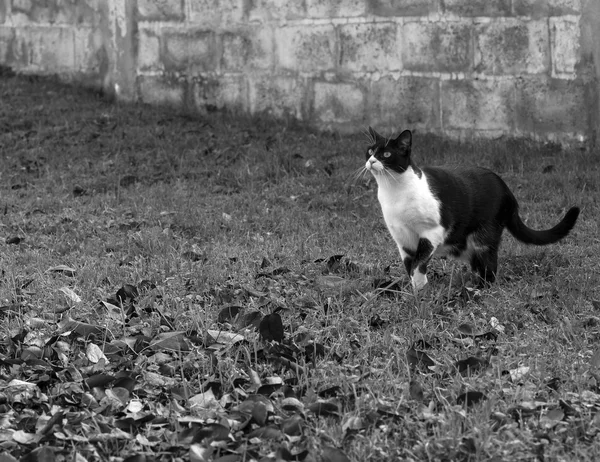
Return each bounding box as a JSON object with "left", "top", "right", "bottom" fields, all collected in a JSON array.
[
  {"left": 313, "top": 81, "right": 366, "bottom": 127},
  {"left": 275, "top": 24, "right": 336, "bottom": 72},
  {"left": 0, "top": 26, "right": 14, "bottom": 61},
  {"left": 221, "top": 33, "right": 247, "bottom": 71},
  {"left": 368, "top": 76, "right": 440, "bottom": 132},
  {"left": 221, "top": 27, "right": 273, "bottom": 71},
  {"left": 339, "top": 22, "right": 401, "bottom": 73},
  {"left": 193, "top": 78, "right": 221, "bottom": 113},
  {"left": 161, "top": 29, "right": 217, "bottom": 72},
  {"left": 82, "top": 27, "right": 108, "bottom": 76},
  {"left": 193, "top": 74, "right": 247, "bottom": 113},
  {"left": 194, "top": 77, "right": 223, "bottom": 112},
  {"left": 74, "top": 3, "right": 98, "bottom": 26},
  {"left": 248, "top": 75, "right": 306, "bottom": 119},
  {"left": 550, "top": 17, "right": 580, "bottom": 76},
  {"left": 0, "top": 1, "right": 7, "bottom": 24},
  {"left": 9, "top": 0, "right": 97, "bottom": 25},
  {"left": 402, "top": 20, "right": 471, "bottom": 73},
  {"left": 248, "top": 0, "right": 305, "bottom": 22},
  {"left": 13, "top": 26, "right": 76, "bottom": 70},
  {"left": 306, "top": 0, "right": 366, "bottom": 17},
  {"left": 73, "top": 27, "right": 99, "bottom": 72},
  {"left": 137, "top": 0, "right": 184, "bottom": 21},
  {"left": 367, "top": 0, "right": 437, "bottom": 16},
  {"left": 515, "top": 76, "right": 587, "bottom": 136},
  {"left": 138, "top": 75, "right": 184, "bottom": 107},
  {"left": 474, "top": 19, "right": 549, "bottom": 75},
  {"left": 215, "top": 74, "right": 247, "bottom": 109},
  {"left": 442, "top": 79, "right": 514, "bottom": 131},
  {"left": 441, "top": 0, "right": 511, "bottom": 16},
  {"left": 512, "top": 0, "right": 581, "bottom": 17},
  {"left": 189, "top": 0, "right": 244, "bottom": 26},
  {"left": 137, "top": 27, "right": 161, "bottom": 71},
  {"left": 549, "top": 0, "right": 581, "bottom": 14}
]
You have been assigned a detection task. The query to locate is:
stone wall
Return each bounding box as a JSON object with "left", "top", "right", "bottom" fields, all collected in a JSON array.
[
  {"left": 1, "top": 0, "right": 599, "bottom": 144},
  {"left": 0, "top": 0, "right": 108, "bottom": 87}
]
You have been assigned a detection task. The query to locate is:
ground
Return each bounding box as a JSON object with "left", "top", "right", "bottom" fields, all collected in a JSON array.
[{"left": 0, "top": 73, "right": 599, "bottom": 462}]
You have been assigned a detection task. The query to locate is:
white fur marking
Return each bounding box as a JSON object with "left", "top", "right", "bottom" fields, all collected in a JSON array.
[
  {"left": 412, "top": 269, "right": 428, "bottom": 291},
  {"left": 374, "top": 166, "right": 443, "bottom": 252},
  {"left": 366, "top": 156, "right": 384, "bottom": 173}
]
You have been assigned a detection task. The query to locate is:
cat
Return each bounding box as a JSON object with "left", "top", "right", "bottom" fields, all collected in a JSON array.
[{"left": 363, "top": 127, "right": 580, "bottom": 291}]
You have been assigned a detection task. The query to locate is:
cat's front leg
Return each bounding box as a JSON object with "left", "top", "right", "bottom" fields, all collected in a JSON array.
[
  {"left": 398, "top": 245, "right": 427, "bottom": 291},
  {"left": 398, "top": 245, "right": 414, "bottom": 275},
  {"left": 410, "top": 237, "right": 437, "bottom": 291}
]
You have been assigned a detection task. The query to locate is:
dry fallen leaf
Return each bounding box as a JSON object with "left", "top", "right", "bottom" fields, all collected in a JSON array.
[
  {"left": 189, "top": 444, "right": 212, "bottom": 462},
  {"left": 60, "top": 286, "right": 82, "bottom": 303},
  {"left": 86, "top": 343, "right": 109, "bottom": 364},
  {"left": 149, "top": 331, "right": 190, "bottom": 351},
  {"left": 48, "top": 265, "right": 76, "bottom": 277},
  {"left": 12, "top": 430, "right": 36, "bottom": 444},
  {"left": 540, "top": 408, "right": 564, "bottom": 429},
  {"left": 189, "top": 388, "right": 221, "bottom": 411},
  {"left": 509, "top": 366, "right": 530, "bottom": 382},
  {"left": 206, "top": 330, "right": 245, "bottom": 347},
  {"left": 322, "top": 445, "right": 351, "bottom": 462}
]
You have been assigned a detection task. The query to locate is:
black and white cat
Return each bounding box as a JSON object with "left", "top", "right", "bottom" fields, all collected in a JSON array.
[{"left": 364, "top": 127, "right": 580, "bottom": 291}]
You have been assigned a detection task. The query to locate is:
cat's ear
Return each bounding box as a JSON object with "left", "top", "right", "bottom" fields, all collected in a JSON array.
[
  {"left": 368, "top": 126, "right": 384, "bottom": 143},
  {"left": 396, "top": 130, "right": 412, "bottom": 149}
]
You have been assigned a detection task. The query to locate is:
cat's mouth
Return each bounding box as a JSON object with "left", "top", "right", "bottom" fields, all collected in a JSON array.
[{"left": 366, "top": 158, "right": 384, "bottom": 173}]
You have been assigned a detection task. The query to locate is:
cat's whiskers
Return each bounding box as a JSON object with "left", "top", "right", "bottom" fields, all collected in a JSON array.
[
  {"left": 362, "top": 129, "right": 374, "bottom": 145},
  {"left": 381, "top": 166, "right": 400, "bottom": 188},
  {"left": 347, "top": 166, "right": 369, "bottom": 186},
  {"left": 375, "top": 167, "right": 391, "bottom": 189},
  {"left": 356, "top": 167, "right": 368, "bottom": 181}
]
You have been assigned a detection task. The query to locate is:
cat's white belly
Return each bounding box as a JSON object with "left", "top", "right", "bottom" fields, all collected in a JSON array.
[
  {"left": 377, "top": 171, "right": 444, "bottom": 252},
  {"left": 382, "top": 207, "right": 441, "bottom": 250},
  {"left": 384, "top": 217, "right": 419, "bottom": 250}
]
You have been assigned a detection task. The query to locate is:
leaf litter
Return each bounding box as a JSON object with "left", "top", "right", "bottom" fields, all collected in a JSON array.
[{"left": 4, "top": 250, "right": 600, "bottom": 461}]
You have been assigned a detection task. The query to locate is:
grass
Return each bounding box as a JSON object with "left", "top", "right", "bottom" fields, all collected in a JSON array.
[{"left": 1, "top": 73, "right": 599, "bottom": 461}]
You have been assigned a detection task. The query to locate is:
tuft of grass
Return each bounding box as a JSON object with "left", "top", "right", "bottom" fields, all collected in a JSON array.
[{"left": 1, "top": 74, "right": 599, "bottom": 461}]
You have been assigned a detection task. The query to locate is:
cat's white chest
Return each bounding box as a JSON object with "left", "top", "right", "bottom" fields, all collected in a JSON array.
[{"left": 375, "top": 169, "right": 442, "bottom": 250}]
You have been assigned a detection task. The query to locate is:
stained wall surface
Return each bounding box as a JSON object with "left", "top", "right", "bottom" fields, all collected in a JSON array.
[{"left": 1, "top": 0, "right": 598, "bottom": 143}]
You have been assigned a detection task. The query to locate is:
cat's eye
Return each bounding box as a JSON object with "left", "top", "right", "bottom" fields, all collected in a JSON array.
[
  {"left": 383, "top": 152, "right": 391, "bottom": 158},
  {"left": 368, "top": 149, "right": 373, "bottom": 156}
]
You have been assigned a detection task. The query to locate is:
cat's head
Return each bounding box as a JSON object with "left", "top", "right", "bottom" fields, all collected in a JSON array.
[{"left": 365, "top": 127, "right": 412, "bottom": 175}]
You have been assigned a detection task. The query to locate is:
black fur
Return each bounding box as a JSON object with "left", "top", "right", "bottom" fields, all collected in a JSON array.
[
  {"left": 423, "top": 165, "right": 579, "bottom": 283},
  {"left": 401, "top": 239, "right": 434, "bottom": 277},
  {"left": 366, "top": 128, "right": 580, "bottom": 286},
  {"left": 412, "top": 238, "right": 434, "bottom": 275}
]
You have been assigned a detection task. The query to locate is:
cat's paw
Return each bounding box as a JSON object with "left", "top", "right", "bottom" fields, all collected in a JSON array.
[{"left": 411, "top": 271, "right": 428, "bottom": 291}]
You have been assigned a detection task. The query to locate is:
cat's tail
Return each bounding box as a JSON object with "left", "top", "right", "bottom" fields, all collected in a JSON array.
[{"left": 507, "top": 205, "right": 580, "bottom": 245}]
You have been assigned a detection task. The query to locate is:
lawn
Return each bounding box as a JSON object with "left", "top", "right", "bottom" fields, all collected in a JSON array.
[{"left": 1, "top": 73, "right": 599, "bottom": 462}]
